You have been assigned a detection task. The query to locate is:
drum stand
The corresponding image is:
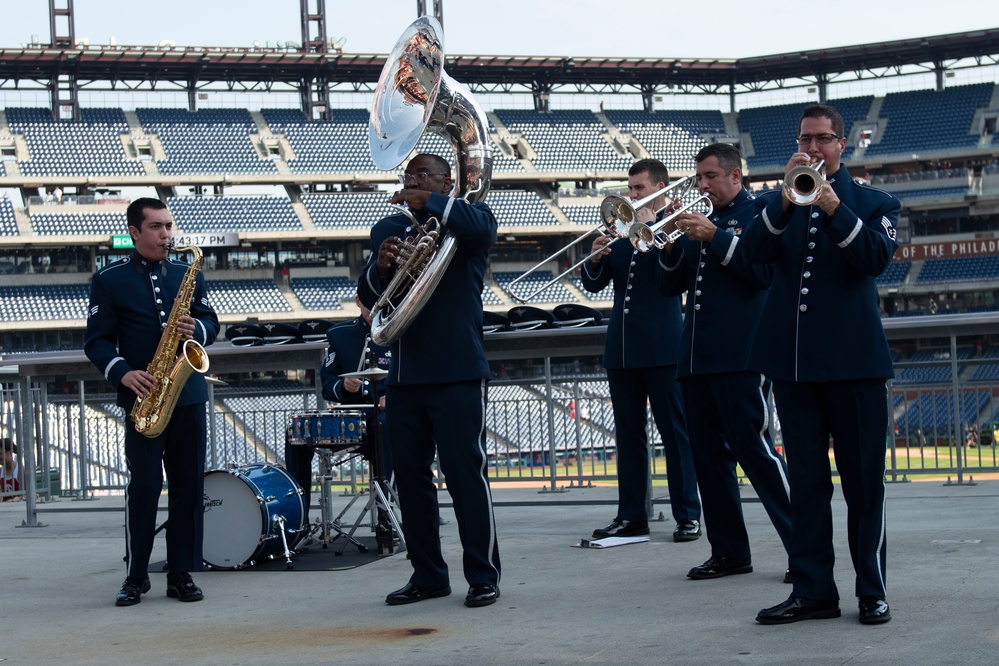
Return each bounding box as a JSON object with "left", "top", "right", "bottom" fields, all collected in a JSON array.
[
  {"left": 295, "top": 447, "right": 368, "bottom": 552},
  {"left": 335, "top": 470, "right": 403, "bottom": 556},
  {"left": 333, "top": 370, "right": 404, "bottom": 556}
]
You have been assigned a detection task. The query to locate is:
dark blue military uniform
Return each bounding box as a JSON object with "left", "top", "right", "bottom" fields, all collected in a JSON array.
[
  {"left": 656, "top": 189, "right": 792, "bottom": 562},
  {"left": 85, "top": 250, "right": 219, "bottom": 580},
  {"left": 744, "top": 166, "right": 899, "bottom": 603},
  {"left": 580, "top": 223, "right": 700, "bottom": 526},
  {"left": 285, "top": 317, "right": 392, "bottom": 513},
  {"left": 358, "top": 193, "right": 500, "bottom": 590}
]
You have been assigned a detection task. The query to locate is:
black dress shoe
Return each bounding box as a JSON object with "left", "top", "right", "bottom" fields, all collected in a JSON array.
[
  {"left": 756, "top": 596, "right": 840, "bottom": 624},
  {"left": 385, "top": 582, "right": 452, "bottom": 606},
  {"left": 166, "top": 573, "right": 204, "bottom": 602},
  {"left": 858, "top": 596, "right": 891, "bottom": 624},
  {"left": 465, "top": 583, "right": 500, "bottom": 608},
  {"left": 115, "top": 577, "right": 151, "bottom": 606},
  {"left": 687, "top": 556, "right": 753, "bottom": 579},
  {"left": 672, "top": 520, "right": 701, "bottom": 542},
  {"left": 591, "top": 518, "right": 649, "bottom": 539}
]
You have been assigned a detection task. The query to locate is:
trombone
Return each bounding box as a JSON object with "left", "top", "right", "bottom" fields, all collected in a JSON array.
[{"left": 507, "top": 175, "right": 712, "bottom": 303}]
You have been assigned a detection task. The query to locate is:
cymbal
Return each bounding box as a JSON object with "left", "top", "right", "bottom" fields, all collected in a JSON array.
[{"left": 341, "top": 368, "right": 389, "bottom": 380}]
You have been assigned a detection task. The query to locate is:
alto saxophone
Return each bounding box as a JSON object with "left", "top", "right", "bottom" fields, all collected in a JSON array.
[{"left": 130, "top": 245, "right": 211, "bottom": 438}]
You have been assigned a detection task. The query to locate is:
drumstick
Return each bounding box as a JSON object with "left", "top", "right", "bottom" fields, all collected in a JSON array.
[{"left": 355, "top": 334, "right": 371, "bottom": 373}]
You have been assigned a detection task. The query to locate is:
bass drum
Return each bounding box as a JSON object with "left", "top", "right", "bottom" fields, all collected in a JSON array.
[{"left": 202, "top": 463, "right": 305, "bottom": 569}]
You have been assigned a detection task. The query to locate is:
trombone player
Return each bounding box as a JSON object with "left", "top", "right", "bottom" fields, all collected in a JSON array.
[
  {"left": 581, "top": 158, "right": 701, "bottom": 543},
  {"left": 745, "top": 104, "right": 900, "bottom": 625}
]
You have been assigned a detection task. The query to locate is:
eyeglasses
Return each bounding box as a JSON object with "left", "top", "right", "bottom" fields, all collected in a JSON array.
[
  {"left": 398, "top": 171, "right": 448, "bottom": 185},
  {"left": 796, "top": 133, "right": 841, "bottom": 146}
]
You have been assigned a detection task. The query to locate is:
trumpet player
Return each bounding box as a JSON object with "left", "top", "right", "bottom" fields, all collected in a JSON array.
[
  {"left": 581, "top": 158, "right": 701, "bottom": 543},
  {"left": 85, "top": 198, "right": 219, "bottom": 607},
  {"left": 656, "top": 144, "right": 792, "bottom": 584},
  {"left": 744, "top": 105, "right": 900, "bottom": 625}
]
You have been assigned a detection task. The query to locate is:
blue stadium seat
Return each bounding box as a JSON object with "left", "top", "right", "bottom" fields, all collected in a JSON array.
[{"left": 6, "top": 107, "right": 145, "bottom": 178}]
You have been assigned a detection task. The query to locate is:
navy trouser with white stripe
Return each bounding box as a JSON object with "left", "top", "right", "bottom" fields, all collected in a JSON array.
[
  {"left": 773, "top": 378, "right": 889, "bottom": 601},
  {"left": 606, "top": 365, "right": 701, "bottom": 524},
  {"left": 681, "top": 372, "right": 791, "bottom": 559},
  {"left": 123, "top": 403, "right": 206, "bottom": 579},
  {"left": 387, "top": 380, "right": 501, "bottom": 588}
]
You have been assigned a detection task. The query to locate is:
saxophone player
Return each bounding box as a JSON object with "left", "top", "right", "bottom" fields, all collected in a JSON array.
[{"left": 85, "top": 198, "right": 220, "bottom": 607}]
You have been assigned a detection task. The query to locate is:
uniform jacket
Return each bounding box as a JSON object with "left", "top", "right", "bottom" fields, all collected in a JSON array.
[
  {"left": 85, "top": 250, "right": 220, "bottom": 409},
  {"left": 743, "top": 166, "right": 900, "bottom": 382},
  {"left": 357, "top": 193, "right": 497, "bottom": 385},
  {"left": 580, "top": 217, "right": 683, "bottom": 369},
  {"left": 656, "top": 189, "right": 773, "bottom": 378},
  {"left": 319, "top": 317, "right": 392, "bottom": 405}
]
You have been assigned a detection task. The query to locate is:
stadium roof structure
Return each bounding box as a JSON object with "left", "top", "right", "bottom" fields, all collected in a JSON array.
[{"left": 1, "top": 28, "right": 998, "bottom": 99}]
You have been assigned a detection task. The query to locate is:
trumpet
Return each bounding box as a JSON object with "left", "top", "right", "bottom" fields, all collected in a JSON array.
[
  {"left": 783, "top": 158, "right": 826, "bottom": 205},
  {"left": 507, "top": 175, "right": 712, "bottom": 303}
]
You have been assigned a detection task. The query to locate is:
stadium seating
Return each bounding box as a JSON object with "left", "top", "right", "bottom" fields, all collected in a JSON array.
[
  {"left": 0, "top": 284, "right": 89, "bottom": 321},
  {"left": 262, "top": 107, "right": 523, "bottom": 175},
  {"left": 487, "top": 191, "right": 559, "bottom": 227},
  {"left": 262, "top": 108, "right": 377, "bottom": 174},
  {"left": 570, "top": 275, "right": 613, "bottom": 302},
  {"left": 289, "top": 276, "right": 355, "bottom": 311},
  {"left": 0, "top": 197, "right": 18, "bottom": 236},
  {"left": 876, "top": 260, "right": 912, "bottom": 287},
  {"left": 168, "top": 195, "right": 302, "bottom": 233},
  {"left": 6, "top": 107, "right": 145, "bottom": 178},
  {"left": 893, "top": 186, "right": 969, "bottom": 204},
  {"left": 494, "top": 109, "right": 632, "bottom": 172},
  {"left": 968, "top": 347, "right": 999, "bottom": 383},
  {"left": 411, "top": 118, "right": 525, "bottom": 175},
  {"left": 207, "top": 279, "right": 292, "bottom": 315},
  {"left": 603, "top": 109, "right": 726, "bottom": 173},
  {"left": 560, "top": 204, "right": 600, "bottom": 227},
  {"left": 896, "top": 390, "right": 990, "bottom": 432},
  {"left": 893, "top": 347, "right": 973, "bottom": 384},
  {"left": 30, "top": 211, "right": 126, "bottom": 236},
  {"left": 916, "top": 256, "right": 999, "bottom": 284},
  {"left": 494, "top": 270, "right": 576, "bottom": 304},
  {"left": 865, "top": 84, "right": 994, "bottom": 158},
  {"left": 738, "top": 96, "right": 873, "bottom": 170},
  {"left": 302, "top": 192, "right": 396, "bottom": 230},
  {"left": 136, "top": 108, "right": 277, "bottom": 175}
]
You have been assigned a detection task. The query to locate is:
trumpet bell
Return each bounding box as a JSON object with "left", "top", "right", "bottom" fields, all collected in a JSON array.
[
  {"left": 784, "top": 159, "right": 826, "bottom": 206},
  {"left": 628, "top": 224, "right": 656, "bottom": 252}
]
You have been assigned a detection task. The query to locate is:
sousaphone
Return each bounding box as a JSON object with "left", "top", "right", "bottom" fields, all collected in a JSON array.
[{"left": 367, "top": 16, "right": 493, "bottom": 346}]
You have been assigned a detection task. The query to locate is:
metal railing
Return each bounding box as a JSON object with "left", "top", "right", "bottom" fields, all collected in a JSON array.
[{"left": 3, "top": 313, "right": 999, "bottom": 524}]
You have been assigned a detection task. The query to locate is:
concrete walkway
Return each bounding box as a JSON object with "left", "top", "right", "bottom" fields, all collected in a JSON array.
[{"left": 1, "top": 479, "right": 996, "bottom": 665}]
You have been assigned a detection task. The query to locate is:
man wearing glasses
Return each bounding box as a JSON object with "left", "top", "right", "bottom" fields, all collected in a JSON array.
[
  {"left": 358, "top": 153, "right": 502, "bottom": 608},
  {"left": 744, "top": 105, "right": 899, "bottom": 625}
]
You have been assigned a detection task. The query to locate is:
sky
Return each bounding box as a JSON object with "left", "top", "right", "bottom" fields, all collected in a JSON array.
[{"left": 0, "top": 0, "right": 994, "bottom": 60}]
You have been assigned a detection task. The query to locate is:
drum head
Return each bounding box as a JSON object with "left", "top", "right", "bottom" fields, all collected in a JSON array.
[{"left": 203, "top": 471, "right": 264, "bottom": 568}]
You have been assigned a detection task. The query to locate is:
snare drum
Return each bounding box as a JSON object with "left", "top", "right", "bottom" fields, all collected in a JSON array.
[
  {"left": 202, "top": 463, "right": 305, "bottom": 569},
  {"left": 288, "top": 409, "right": 366, "bottom": 448}
]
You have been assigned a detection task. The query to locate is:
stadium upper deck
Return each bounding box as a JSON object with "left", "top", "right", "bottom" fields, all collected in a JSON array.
[{"left": 1, "top": 24, "right": 999, "bottom": 354}]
